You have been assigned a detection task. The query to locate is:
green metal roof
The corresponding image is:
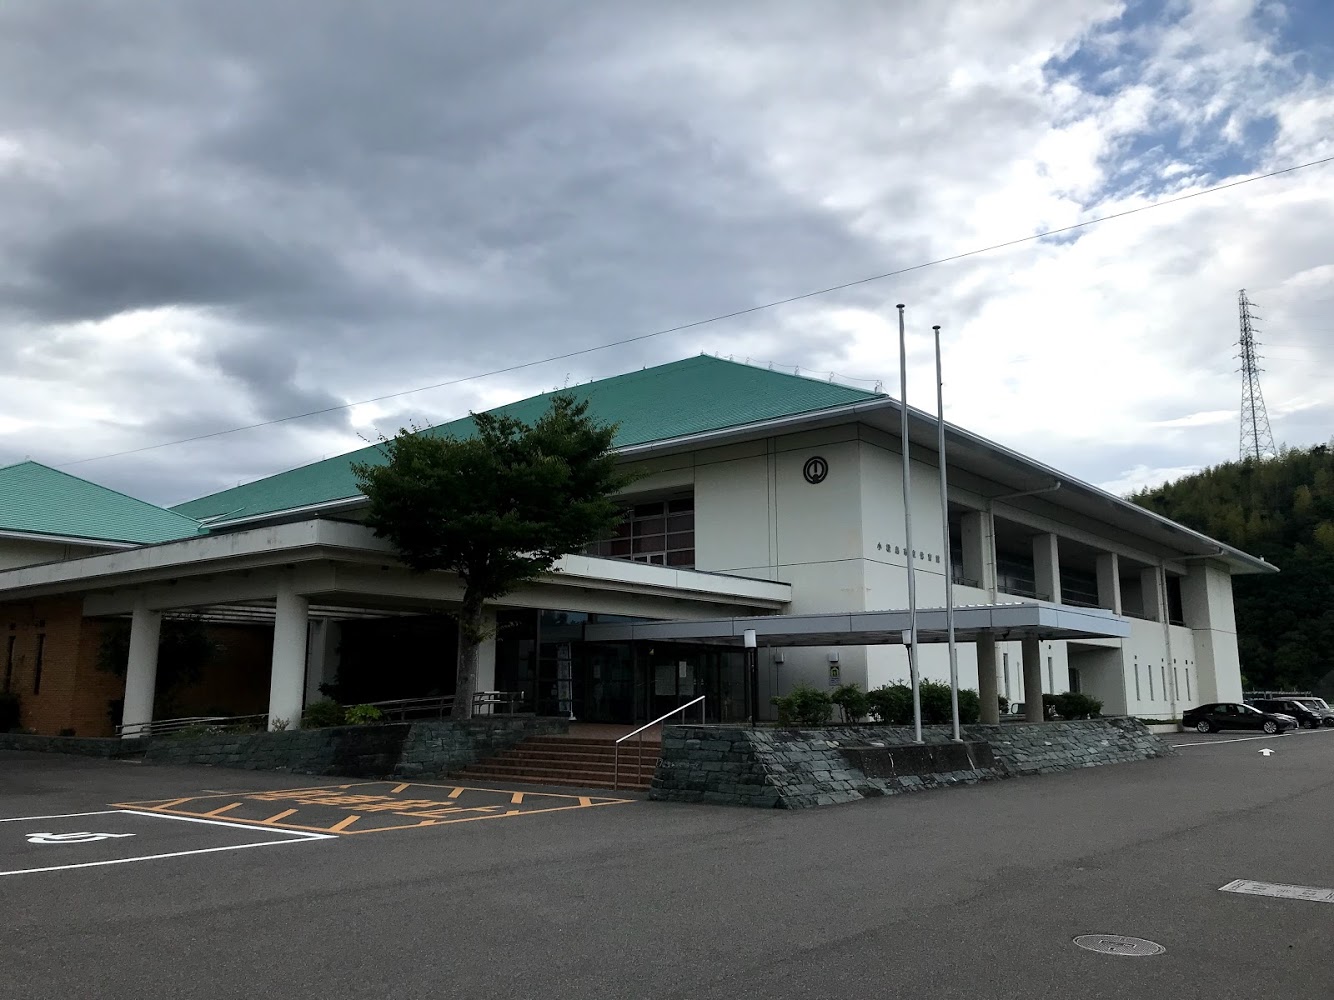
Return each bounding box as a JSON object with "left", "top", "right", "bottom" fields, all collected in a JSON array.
[
  {"left": 174, "top": 356, "right": 883, "bottom": 525},
  {"left": 0, "top": 461, "right": 203, "bottom": 545}
]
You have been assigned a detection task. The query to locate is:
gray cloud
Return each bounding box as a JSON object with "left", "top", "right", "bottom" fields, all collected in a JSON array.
[{"left": 0, "top": 0, "right": 1330, "bottom": 508}]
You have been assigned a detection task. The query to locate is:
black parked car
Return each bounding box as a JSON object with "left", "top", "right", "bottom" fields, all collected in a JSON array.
[
  {"left": 1250, "top": 698, "right": 1334, "bottom": 729},
  {"left": 1183, "top": 702, "right": 1296, "bottom": 735}
]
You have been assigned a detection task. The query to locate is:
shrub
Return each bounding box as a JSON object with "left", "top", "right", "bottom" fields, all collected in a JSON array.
[
  {"left": 956, "top": 688, "right": 981, "bottom": 725},
  {"left": 830, "top": 684, "right": 870, "bottom": 724},
  {"left": 168, "top": 723, "right": 221, "bottom": 739},
  {"left": 867, "top": 683, "right": 913, "bottom": 724},
  {"left": 998, "top": 694, "right": 1009, "bottom": 714},
  {"left": 302, "top": 699, "right": 346, "bottom": 729},
  {"left": 1041, "top": 693, "right": 1059, "bottom": 719},
  {"left": 771, "top": 684, "right": 834, "bottom": 726},
  {"left": 918, "top": 680, "right": 954, "bottom": 725},
  {"left": 866, "top": 682, "right": 984, "bottom": 726},
  {"left": 1054, "top": 692, "right": 1103, "bottom": 720},
  {"left": 269, "top": 717, "right": 291, "bottom": 732},
  {"left": 345, "top": 704, "right": 384, "bottom": 725},
  {"left": 0, "top": 692, "right": 20, "bottom": 732}
]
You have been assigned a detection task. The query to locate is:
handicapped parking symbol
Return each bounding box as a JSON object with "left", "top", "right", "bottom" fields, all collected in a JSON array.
[{"left": 26, "top": 832, "right": 136, "bottom": 844}]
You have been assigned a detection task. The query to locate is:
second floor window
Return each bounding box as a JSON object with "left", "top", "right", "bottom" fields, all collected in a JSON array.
[{"left": 584, "top": 496, "right": 695, "bottom": 568}]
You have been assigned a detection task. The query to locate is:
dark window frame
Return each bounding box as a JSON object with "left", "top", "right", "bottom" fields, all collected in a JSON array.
[
  {"left": 32, "top": 634, "right": 45, "bottom": 695},
  {"left": 3, "top": 634, "right": 14, "bottom": 693}
]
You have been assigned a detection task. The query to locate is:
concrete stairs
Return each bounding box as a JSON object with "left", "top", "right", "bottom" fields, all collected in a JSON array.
[{"left": 452, "top": 734, "right": 661, "bottom": 791}]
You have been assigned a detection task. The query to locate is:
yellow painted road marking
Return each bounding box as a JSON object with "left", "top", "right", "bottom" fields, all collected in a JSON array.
[{"left": 112, "top": 781, "right": 634, "bottom": 836}]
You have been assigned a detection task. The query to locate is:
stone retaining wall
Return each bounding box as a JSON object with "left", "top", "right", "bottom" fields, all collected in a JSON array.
[
  {"left": 142, "top": 723, "right": 412, "bottom": 777},
  {"left": 650, "top": 718, "right": 1172, "bottom": 808},
  {"left": 0, "top": 732, "right": 150, "bottom": 759},
  {"left": 394, "top": 717, "right": 569, "bottom": 779},
  {"left": 134, "top": 717, "right": 568, "bottom": 779}
]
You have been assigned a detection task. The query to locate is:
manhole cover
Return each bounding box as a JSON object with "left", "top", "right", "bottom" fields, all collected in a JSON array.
[{"left": 1073, "top": 934, "right": 1166, "bottom": 957}]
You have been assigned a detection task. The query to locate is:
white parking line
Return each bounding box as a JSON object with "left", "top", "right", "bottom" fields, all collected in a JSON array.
[
  {"left": 1172, "top": 729, "right": 1334, "bottom": 748},
  {"left": 0, "top": 809, "right": 333, "bottom": 878},
  {"left": 114, "top": 809, "right": 337, "bottom": 836},
  {"left": 0, "top": 810, "right": 125, "bottom": 823},
  {"left": 1220, "top": 879, "right": 1334, "bottom": 904}
]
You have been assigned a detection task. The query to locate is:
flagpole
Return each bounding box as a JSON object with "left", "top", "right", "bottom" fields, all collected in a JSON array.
[
  {"left": 934, "top": 324, "right": 961, "bottom": 742},
  {"left": 898, "top": 304, "right": 922, "bottom": 744}
]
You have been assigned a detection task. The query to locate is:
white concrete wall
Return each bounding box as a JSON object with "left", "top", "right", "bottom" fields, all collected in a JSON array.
[
  {"left": 624, "top": 419, "right": 1248, "bottom": 719},
  {"left": 0, "top": 538, "right": 111, "bottom": 570},
  {"left": 1181, "top": 563, "right": 1242, "bottom": 703},
  {"left": 1069, "top": 645, "right": 1127, "bottom": 715}
]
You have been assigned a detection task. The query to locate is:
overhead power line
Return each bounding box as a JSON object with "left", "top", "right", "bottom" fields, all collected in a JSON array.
[{"left": 58, "top": 153, "right": 1334, "bottom": 469}]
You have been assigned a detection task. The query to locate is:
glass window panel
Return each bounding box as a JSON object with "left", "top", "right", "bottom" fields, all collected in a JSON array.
[
  {"left": 632, "top": 517, "right": 665, "bottom": 537},
  {"left": 633, "top": 502, "right": 665, "bottom": 518},
  {"left": 668, "top": 497, "right": 694, "bottom": 513},
  {"left": 633, "top": 535, "right": 665, "bottom": 554},
  {"left": 610, "top": 538, "right": 632, "bottom": 556},
  {"left": 666, "top": 550, "right": 694, "bottom": 567},
  {"left": 667, "top": 513, "right": 694, "bottom": 532},
  {"left": 667, "top": 531, "right": 694, "bottom": 551}
]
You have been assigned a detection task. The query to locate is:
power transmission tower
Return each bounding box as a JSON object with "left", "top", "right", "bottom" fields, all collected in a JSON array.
[{"left": 1236, "top": 288, "right": 1277, "bottom": 462}]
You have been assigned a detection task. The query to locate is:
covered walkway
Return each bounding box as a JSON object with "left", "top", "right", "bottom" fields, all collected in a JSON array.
[{"left": 585, "top": 601, "right": 1130, "bottom": 724}]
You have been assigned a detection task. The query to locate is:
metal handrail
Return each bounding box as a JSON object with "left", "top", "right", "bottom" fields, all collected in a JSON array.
[
  {"left": 614, "top": 695, "right": 705, "bottom": 791},
  {"left": 117, "top": 713, "right": 270, "bottom": 738}
]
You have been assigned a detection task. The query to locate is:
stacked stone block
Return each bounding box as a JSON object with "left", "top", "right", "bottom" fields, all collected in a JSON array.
[{"left": 650, "top": 718, "right": 1174, "bottom": 808}]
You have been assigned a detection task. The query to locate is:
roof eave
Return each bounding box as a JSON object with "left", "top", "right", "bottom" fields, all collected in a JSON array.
[
  {"left": 190, "top": 396, "right": 1275, "bottom": 575},
  {"left": 0, "top": 528, "right": 143, "bottom": 550}
]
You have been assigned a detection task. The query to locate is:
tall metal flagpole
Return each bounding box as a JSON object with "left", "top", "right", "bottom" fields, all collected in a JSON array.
[
  {"left": 898, "top": 304, "right": 922, "bottom": 743},
  {"left": 934, "top": 324, "right": 961, "bottom": 742}
]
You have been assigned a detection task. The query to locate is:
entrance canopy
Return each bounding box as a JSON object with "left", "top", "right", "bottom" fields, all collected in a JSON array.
[{"left": 583, "top": 601, "right": 1130, "bottom": 647}]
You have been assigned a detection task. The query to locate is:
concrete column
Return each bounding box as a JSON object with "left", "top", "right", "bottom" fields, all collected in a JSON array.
[
  {"left": 1022, "top": 636, "right": 1044, "bottom": 723},
  {"left": 1140, "top": 567, "right": 1164, "bottom": 622},
  {"left": 977, "top": 635, "right": 1000, "bottom": 724},
  {"left": 1180, "top": 562, "right": 1242, "bottom": 702},
  {"left": 474, "top": 608, "right": 498, "bottom": 714},
  {"left": 268, "top": 580, "right": 309, "bottom": 730},
  {"left": 120, "top": 598, "right": 162, "bottom": 738},
  {"left": 1096, "top": 553, "right": 1122, "bottom": 613},
  {"left": 960, "top": 511, "right": 995, "bottom": 593},
  {"left": 303, "top": 620, "right": 341, "bottom": 706},
  {"left": 1033, "top": 533, "right": 1062, "bottom": 603}
]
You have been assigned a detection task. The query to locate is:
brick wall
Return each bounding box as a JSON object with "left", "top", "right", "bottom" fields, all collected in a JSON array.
[
  {"left": 171, "top": 623, "right": 273, "bottom": 717},
  {"left": 1, "top": 599, "right": 123, "bottom": 737}
]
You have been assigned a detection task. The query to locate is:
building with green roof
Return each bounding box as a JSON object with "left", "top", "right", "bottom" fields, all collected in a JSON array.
[
  {"left": 0, "top": 460, "right": 201, "bottom": 569},
  {"left": 0, "top": 356, "right": 1269, "bottom": 745},
  {"left": 173, "top": 355, "right": 881, "bottom": 526}
]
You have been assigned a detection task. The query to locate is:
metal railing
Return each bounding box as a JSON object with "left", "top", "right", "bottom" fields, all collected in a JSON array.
[
  {"left": 366, "top": 691, "right": 524, "bottom": 719},
  {"left": 614, "top": 695, "right": 705, "bottom": 791},
  {"left": 117, "top": 713, "right": 269, "bottom": 738},
  {"left": 117, "top": 690, "right": 527, "bottom": 737}
]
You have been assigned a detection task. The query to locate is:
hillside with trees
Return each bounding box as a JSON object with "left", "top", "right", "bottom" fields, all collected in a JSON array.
[{"left": 1130, "top": 444, "right": 1334, "bottom": 694}]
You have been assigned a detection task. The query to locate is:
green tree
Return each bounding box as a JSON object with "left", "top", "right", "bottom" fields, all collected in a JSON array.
[
  {"left": 1131, "top": 444, "right": 1334, "bottom": 693},
  {"left": 353, "top": 394, "right": 632, "bottom": 719}
]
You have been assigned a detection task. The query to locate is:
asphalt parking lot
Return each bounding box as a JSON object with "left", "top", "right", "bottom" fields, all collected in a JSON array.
[{"left": 4, "top": 727, "right": 1334, "bottom": 1000}]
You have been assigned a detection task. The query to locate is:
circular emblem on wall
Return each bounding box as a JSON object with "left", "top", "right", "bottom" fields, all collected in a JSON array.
[{"left": 803, "top": 456, "right": 829, "bottom": 485}]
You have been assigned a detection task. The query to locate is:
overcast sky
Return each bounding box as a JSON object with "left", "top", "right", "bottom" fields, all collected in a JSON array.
[{"left": 1, "top": 0, "right": 1331, "bottom": 507}]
